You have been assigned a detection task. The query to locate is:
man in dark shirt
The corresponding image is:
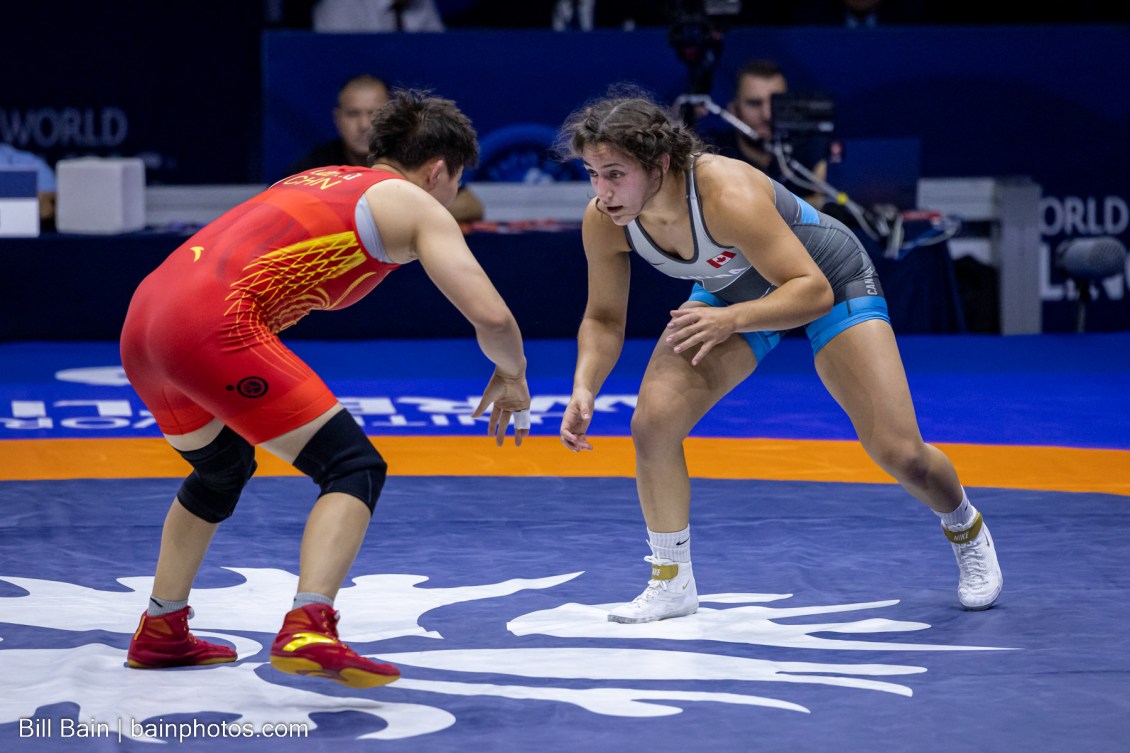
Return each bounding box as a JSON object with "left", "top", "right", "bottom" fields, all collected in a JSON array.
[{"left": 698, "top": 59, "right": 828, "bottom": 208}]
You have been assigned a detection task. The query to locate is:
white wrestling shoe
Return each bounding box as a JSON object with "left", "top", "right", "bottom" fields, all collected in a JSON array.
[
  {"left": 943, "top": 511, "right": 1003, "bottom": 610},
  {"left": 608, "top": 557, "right": 698, "bottom": 624}
]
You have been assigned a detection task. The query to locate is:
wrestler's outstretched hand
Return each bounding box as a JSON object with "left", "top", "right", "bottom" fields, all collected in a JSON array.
[
  {"left": 473, "top": 367, "right": 531, "bottom": 446},
  {"left": 560, "top": 389, "right": 594, "bottom": 452}
]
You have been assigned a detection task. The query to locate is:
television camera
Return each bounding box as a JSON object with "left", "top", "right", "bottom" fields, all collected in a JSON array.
[{"left": 668, "top": 3, "right": 959, "bottom": 258}]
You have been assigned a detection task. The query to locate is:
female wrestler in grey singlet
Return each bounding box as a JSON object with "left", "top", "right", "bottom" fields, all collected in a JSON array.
[{"left": 554, "top": 90, "right": 1002, "bottom": 623}]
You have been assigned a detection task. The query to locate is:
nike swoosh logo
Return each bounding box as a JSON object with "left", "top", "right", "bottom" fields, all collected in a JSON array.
[{"left": 675, "top": 539, "right": 689, "bottom": 546}]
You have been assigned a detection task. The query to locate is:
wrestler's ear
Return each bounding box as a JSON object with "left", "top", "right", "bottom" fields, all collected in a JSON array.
[{"left": 427, "top": 158, "right": 446, "bottom": 188}]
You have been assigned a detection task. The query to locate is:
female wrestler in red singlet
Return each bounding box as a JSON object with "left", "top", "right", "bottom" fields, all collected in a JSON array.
[{"left": 120, "top": 90, "right": 530, "bottom": 688}]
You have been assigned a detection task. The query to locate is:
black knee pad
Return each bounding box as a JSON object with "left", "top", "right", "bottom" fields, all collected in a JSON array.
[
  {"left": 176, "top": 426, "right": 257, "bottom": 523},
  {"left": 292, "top": 410, "right": 387, "bottom": 514}
]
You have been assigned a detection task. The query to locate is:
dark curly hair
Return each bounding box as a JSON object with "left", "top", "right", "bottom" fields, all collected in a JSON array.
[
  {"left": 556, "top": 84, "right": 706, "bottom": 173},
  {"left": 368, "top": 88, "right": 478, "bottom": 176}
]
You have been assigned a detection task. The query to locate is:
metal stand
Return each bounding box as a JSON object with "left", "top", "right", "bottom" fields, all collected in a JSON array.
[{"left": 673, "top": 93, "right": 961, "bottom": 260}]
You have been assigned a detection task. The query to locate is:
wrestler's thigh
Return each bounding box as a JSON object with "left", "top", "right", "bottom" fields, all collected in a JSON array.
[
  {"left": 166, "top": 330, "right": 339, "bottom": 447},
  {"left": 258, "top": 404, "right": 346, "bottom": 465},
  {"left": 637, "top": 315, "right": 756, "bottom": 433},
  {"left": 814, "top": 319, "right": 921, "bottom": 440}
]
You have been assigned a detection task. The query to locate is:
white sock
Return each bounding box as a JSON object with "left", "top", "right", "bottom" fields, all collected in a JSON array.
[
  {"left": 649, "top": 526, "right": 691, "bottom": 563},
  {"left": 147, "top": 596, "right": 188, "bottom": 617},
  {"left": 937, "top": 489, "right": 976, "bottom": 529},
  {"left": 292, "top": 592, "right": 334, "bottom": 610}
]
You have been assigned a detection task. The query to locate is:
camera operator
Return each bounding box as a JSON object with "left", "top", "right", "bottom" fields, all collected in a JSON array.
[{"left": 697, "top": 59, "right": 829, "bottom": 207}]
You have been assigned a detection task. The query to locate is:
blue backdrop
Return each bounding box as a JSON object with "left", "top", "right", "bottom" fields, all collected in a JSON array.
[
  {"left": 2, "top": 14, "right": 1127, "bottom": 332},
  {"left": 270, "top": 24, "right": 1130, "bottom": 333},
  {"left": 261, "top": 26, "right": 1130, "bottom": 192}
]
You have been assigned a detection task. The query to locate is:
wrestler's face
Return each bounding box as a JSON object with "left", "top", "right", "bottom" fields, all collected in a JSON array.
[{"left": 582, "top": 143, "right": 662, "bottom": 225}]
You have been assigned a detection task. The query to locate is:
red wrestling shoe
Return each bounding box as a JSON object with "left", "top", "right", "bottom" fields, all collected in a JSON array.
[
  {"left": 127, "top": 606, "right": 237, "bottom": 668},
  {"left": 269, "top": 604, "right": 400, "bottom": 688}
]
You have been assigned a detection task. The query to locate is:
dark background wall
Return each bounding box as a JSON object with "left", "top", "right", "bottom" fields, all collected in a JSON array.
[
  {"left": 261, "top": 25, "right": 1130, "bottom": 192},
  {"left": 2, "top": 3, "right": 1128, "bottom": 333},
  {"left": 2, "top": 3, "right": 267, "bottom": 184},
  {"left": 5, "top": 3, "right": 1127, "bottom": 187}
]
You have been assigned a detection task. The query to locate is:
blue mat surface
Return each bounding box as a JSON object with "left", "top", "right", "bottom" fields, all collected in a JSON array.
[
  {"left": 1, "top": 476, "right": 1128, "bottom": 752},
  {"left": 3, "top": 334, "right": 1128, "bottom": 448},
  {"left": 2, "top": 333, "right": 1128, "bottom": 751}
]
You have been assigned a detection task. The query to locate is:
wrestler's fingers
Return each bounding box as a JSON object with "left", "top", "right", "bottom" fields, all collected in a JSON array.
[
  {"left": 561, "top": 429, "right": 593, "bottom": 451},
  {"left": 511, "top": 409, "right": 530, "bottom": 447},
  {"left": 471, "top": 388, "right": 494, "bottom": 418},
  {"left": 666, "top": 323, "right": 699, "bottom": 345},
  {"left": 495, "top": 410, "right": 513, "bottom": 446},
  {"left": 668, "top": 308, "right": 698, "bottom": 323},
  {"left": 691, "top": 340, "right": 716, "bottom": 366},
  {"left": 672, "top": 330, "right": 705, "bottom": 353},
  {"left": 488, "top": 406, "right": 502, "bottom": 443}
]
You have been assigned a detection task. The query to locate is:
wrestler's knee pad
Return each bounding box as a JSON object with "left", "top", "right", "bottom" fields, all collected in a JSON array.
[
  {"left": 176, "top": 426, "right": 257, "bottom": 523},
  {"left": 292, "top": 410, "right": 386, "bottom": 514}
]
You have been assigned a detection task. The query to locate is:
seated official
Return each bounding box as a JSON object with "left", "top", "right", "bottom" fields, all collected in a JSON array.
[{"left": 283, "top": 73, "right": 484, "bottom": 222}]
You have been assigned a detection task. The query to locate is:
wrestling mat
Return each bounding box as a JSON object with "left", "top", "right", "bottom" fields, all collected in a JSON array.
[{"left": 1, "top": 335, "right": 1127, "bottom": 752}]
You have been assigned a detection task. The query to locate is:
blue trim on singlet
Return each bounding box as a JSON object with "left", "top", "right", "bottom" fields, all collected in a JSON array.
[
  {"left": 688, "top": 283, "right": 890, "bottom": 360},
  {"left": 805, "top": 296, "right": 890, "bottom": 354},
  {"left": 795, "top": 195, "right": 820, "bottom": 224},
  {"left": 688, "top": 285, "right": 781, "bottom": 362}
]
